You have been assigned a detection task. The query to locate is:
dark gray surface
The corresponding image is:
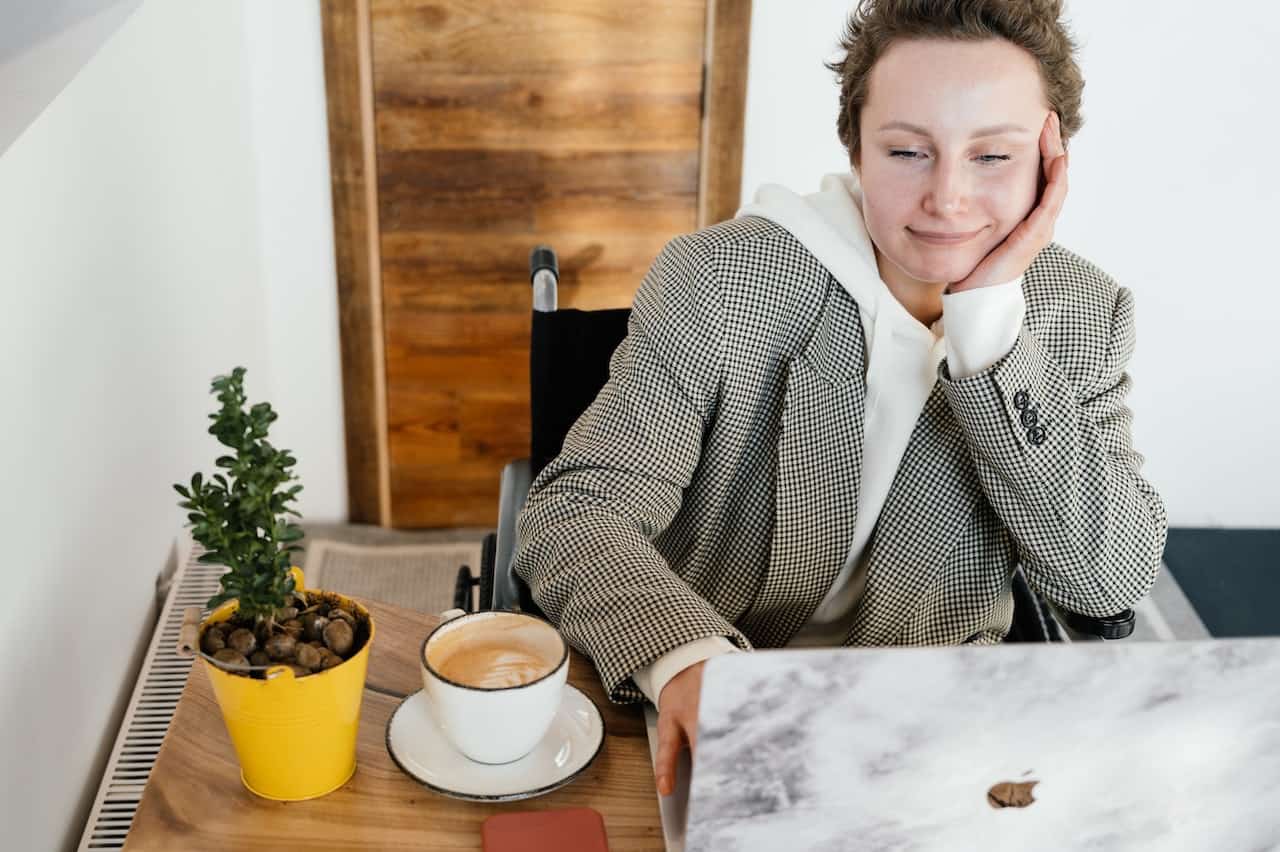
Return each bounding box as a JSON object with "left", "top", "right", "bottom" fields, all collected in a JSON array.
[{"left": 1164, "top": 528, "right": 1280, "bottom": 637}]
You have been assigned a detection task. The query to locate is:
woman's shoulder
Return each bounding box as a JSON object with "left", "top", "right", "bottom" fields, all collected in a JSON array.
[
  {"left": 1025, "top": 241, "right": 1127, "bottom": 319},
  {"left": 1024, "top": 242, "right": 1137, "bottom": 383},
  {"left": 662, "top": 216, "right": 832, "bottom": 316},
  {"left": 675, "top": 214, "right": 804, "bottom": 256}
]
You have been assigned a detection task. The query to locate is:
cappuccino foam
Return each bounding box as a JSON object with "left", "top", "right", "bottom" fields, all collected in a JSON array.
[{"left": 427, "top": 615, "right": 562, "bottom": 689}]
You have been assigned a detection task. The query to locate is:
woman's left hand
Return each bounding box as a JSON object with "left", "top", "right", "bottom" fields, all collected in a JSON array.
[{"left": 947, "top": 111, "right": 1068, "bottom": 294}]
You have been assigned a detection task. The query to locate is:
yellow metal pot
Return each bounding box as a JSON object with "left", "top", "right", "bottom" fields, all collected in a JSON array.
[{"left": 197, "top": 568, "right": 373, "bottom": 801}]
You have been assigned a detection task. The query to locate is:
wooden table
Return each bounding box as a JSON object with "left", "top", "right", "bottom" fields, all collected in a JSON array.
[{"left": 126, "top": 599, "right": 665, "bottom": 850}]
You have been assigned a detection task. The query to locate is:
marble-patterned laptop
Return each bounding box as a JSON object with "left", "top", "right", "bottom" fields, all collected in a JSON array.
[{"left": 685, "top": 638, "right": 1280, "bottom": 851}]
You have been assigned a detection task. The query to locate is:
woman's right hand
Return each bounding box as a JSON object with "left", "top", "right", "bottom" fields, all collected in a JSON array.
[{"left": 654, "top": 660, "right": 706, "bottom": 796}]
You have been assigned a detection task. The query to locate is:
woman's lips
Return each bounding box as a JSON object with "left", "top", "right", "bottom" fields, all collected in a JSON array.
[{"left": 908, "top": 227, "right": 984, "bottom": 245}]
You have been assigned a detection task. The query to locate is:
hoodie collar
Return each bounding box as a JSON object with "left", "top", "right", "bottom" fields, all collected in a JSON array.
[{"left": 735, "top": 171, "right": 943, "bottom": 344}]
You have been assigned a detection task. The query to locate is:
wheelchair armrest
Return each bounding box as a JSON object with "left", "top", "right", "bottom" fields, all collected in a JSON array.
[
  {"left": 491, "top": 458, "right": 533, "bottom": 611},
  {"left": 1043, "top": 599, "right": 1136, "bottom": 641}
]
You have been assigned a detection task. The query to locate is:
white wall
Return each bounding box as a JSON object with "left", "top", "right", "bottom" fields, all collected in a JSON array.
[
  {"left": 0, "top": 2, "right": 344, "bottom": 850},
  {"left": 741, "top": 1, "right": 1280, "bottom": 527},
  {"left": 0, "top": 0, "right": 141, "bottom": 155}
]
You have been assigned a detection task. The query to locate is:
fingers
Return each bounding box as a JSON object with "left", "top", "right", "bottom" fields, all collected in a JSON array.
[
  {"left": 1036, "top": 147, "right": 1069, "bottom": 231},
  {"left": 1027, "top": 111, "right": 1068, "bottom": 240},
  {"left": 1041, "top": 111, "right": 1065, "bottom": 181},
  {"left": 654, "top": 710, "right": 685, "bottom": 797}
]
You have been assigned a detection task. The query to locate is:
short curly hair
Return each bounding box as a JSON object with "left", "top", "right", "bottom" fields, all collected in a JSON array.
[{"left": 826, "top": 0, "right": 1085, "bottom": 164}]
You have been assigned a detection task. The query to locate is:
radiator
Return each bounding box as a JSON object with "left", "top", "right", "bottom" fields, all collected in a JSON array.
[{"left": 76, "top": 533, "right": 220, "bottom": 851}]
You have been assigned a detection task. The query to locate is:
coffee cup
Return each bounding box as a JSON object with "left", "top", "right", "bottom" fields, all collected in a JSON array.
[{"left": 419, "top": 609, "right": 569, "bottom": 764}]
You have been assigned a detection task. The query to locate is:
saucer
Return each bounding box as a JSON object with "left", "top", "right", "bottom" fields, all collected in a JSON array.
[{"left": 385, "top": 683, "right": 605, "bottom": 801}]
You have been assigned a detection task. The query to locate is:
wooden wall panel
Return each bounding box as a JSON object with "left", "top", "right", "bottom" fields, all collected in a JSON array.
[
  {"left": 322, "top": 1, "right": 751, "bottom": 528},
  {"left": 373, "top": 0, "right": 707, "bottom": 527}
]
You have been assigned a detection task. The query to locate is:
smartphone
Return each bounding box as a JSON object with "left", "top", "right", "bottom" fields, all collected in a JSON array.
[{"left": 481, "top": 807, "right": 610, "bottom": 852}]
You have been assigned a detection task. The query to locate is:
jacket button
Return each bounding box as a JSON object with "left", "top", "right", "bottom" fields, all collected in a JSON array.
[
  {"left": 1028, "top": 426, "right": 1047, "bottom": 445},
  {"left": 1021, "top": 407, "right": 1039, "bottom": 428},
  {"left": 1013, "top": 390, "right": 1030, "bottom": 410}
]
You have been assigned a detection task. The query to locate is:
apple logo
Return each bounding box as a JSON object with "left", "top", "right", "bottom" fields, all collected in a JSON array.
[{"left": 987, "top": 778, "right": 1039, "bottom": 809}]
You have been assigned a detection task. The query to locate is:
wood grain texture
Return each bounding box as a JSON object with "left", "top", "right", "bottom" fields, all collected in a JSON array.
[
  {"left": 321, "top": 0, "right": 391, "bottom": 526},
  {"left": 374, "top": 0, "right": 706, "bottom": 528},
  {"left": 323, "top": 0, "right": 752, "bottom": 527},
  {"left": 125, "top": 599, "right": 664, "bottom": 851},
  {"left": 699, "top": 0, "right": 753, "bottom": 228}
]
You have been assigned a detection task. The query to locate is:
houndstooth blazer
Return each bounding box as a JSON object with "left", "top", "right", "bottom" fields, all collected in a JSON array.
[{"left": 513, "top": 215, "right": 1168, "bottom": 705}]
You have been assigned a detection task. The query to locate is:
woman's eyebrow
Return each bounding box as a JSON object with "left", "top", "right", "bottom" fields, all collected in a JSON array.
[{"left": 876, "top": 121, "right": 1030, "bottom": 138}]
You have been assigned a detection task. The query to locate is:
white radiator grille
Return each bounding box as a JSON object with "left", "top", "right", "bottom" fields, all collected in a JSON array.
[{"left": 77, "top": 535, "right": 222, "bottom": 851}]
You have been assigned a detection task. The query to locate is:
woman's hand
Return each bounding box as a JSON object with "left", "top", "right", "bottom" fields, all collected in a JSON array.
[
  {"left": 948, "top": 110, "right": 1069, "bottom": 294},
  {"left": 654, "top": 660, "right": 705, "bottom": 796}
]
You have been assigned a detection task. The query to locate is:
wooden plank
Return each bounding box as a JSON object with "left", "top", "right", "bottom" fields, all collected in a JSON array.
[
  {"left": 321, "top": 0, "right": 391, "bottom": 526},
  {"left": 125, "top": 599, "right": 664, "bottom": 851},
  {"left": 375, "top": 150, "right": 698, "bottom": 234},
  {"left": 699, "top": 0, "right": 753, "bottom": 227},
  {"left": 373, "top": 70, "right": 702, "bottom": 153},
  {"left": 380, "top": 231, "right": 691, "bottom": 307},
  {"left": 390, "top": 460, "right": 524, "bottom": 528},
  {"left": 369, "top": 0, "right": 706, "bottom": 70}
]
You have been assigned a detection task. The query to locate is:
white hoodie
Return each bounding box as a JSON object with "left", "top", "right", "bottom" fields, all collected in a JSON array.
[{"left": 632, "top": 171, "right": 1026, "bottom": 707}]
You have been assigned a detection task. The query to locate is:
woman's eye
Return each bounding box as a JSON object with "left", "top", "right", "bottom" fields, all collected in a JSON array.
[{"left": 888, "top": 151, "right": 1012, "bottom": 165}]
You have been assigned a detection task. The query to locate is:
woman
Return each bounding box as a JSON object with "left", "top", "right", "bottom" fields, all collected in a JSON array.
[{"left": 513, "top": 0, "right": 1167, "bottom": 797}]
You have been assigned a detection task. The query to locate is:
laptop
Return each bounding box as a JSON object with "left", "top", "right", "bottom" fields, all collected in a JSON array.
[{"left": 668, "top": 638, "right": 1280, "bottom": 851}]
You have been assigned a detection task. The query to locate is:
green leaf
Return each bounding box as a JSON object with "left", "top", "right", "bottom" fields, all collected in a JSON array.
[{"left": 173, "top": 484, "right": 191, "bottom": 498}]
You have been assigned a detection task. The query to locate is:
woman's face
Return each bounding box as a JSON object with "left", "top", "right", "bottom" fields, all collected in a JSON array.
[{"left": 853, "top": 38, "right": 1051, "bottom": 290}]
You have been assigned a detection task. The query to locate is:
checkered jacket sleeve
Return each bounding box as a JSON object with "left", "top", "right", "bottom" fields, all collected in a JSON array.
[
  {"left": 513, "top": 235, "right": 753, "bottom": 705},
  {"left": 939, "top": 283, "right": 1169, "bottom": 618}
]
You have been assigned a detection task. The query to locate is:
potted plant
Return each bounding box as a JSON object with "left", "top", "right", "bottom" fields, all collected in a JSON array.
[{"left": 174, "top": 366, "right": 375, "bottom": 801}]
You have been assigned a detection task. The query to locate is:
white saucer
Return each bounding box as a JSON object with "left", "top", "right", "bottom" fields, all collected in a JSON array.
[{"left": 385, "top": 683, "right": 605, "bottom": 801}]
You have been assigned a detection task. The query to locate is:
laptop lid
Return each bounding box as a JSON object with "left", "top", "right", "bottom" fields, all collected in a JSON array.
[{"left": 685, "top": 638, "right": 1280, "bottom": 851}]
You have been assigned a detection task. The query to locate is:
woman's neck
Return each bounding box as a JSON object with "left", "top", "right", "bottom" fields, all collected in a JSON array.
[{"left": 873, "top": 245, "right": 946, "bottom": 328}]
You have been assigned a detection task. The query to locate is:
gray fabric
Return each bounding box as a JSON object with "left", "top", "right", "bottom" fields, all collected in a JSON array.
[
  {"left": 513, "top": 216, "right": 1168, "bottom": 705},
  {"left": 302, "top": 539, "right": 482, "bottom": 615}
]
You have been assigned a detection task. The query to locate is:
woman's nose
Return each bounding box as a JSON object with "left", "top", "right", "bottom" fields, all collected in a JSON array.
[{"left": 926, "top": 160, "right": 969, "bottom": 215}]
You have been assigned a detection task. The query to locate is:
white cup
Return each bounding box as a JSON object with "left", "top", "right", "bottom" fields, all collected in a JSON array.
[{"left": 420, "top": 609, "right": 570, "bottom": 764}]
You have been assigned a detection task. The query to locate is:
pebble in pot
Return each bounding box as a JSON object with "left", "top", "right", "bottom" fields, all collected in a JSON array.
[
  {"left": 301, "top": 613, "right": 329, "bottom": 642},
  {"left": 201, "top": 627, "right": 226, "bottom": 656},
  {"left": 265, "top": 633, "right": 297, "bottom": 662},
  {"left": 227, "top": 628, "right": 257, "bottom": 656},
  {"left": 295, "top": 643, "right": 322, "bottom": 672},
  {"left": 212, "top": 648, "right": 249, "bottom": 669},
  {"left": 323, "top": 619, "right": 354, "bottom": 657}
]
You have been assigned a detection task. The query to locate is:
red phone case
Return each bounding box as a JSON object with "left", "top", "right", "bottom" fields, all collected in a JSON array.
[{"left": 481, "top": 807, "right": 610, "bottom": 852}]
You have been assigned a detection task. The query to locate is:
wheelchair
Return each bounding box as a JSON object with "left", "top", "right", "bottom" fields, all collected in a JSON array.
[{"left": 455, "top": 246, "right": 1136, "bottom": 645}]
